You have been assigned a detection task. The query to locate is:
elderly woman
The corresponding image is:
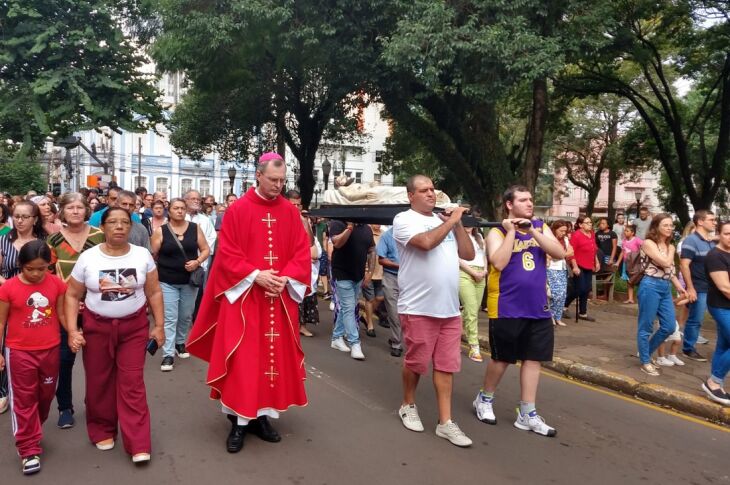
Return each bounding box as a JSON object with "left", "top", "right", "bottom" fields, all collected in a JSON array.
[
  {"left": 150, "top": 198, "right": 209, "bottom": 372},
  {"left": 31, "top": 196, "right": 62, "bottom": 235},
  {"left": 0, "top": 201, "right": 48, "bottom": 415},
  {"left": 64, "top": 207, "right": 164, "bottom": 464},
  {"left": 47, "top": 192, "right": 105, "bottom": 429}
]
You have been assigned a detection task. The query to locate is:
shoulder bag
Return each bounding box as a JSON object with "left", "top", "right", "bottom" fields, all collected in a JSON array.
[{"left": 165, "top": 223, "right": 205, "bottom": 287}]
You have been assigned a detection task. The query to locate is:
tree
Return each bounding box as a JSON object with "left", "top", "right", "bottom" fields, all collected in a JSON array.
[
  {"left": 152, "top": 0, "right": 392, "bottom": 207},
  {"left": 378, "top": 0, "right": 610, "bottom": 218},
  {"left": 0, "top": 0, "right": 163, "bottom": 162},
  {"left": 0, "top": 143, "right": 45, "bottom": 194},
  {"left": 559, "top": 0, "right": 730, "bottom": 224},
  {"left": 551, "top": 95, "right": 636, "bottom": 216}
]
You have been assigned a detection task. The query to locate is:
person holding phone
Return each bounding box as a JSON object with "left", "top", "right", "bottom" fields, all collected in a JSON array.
[{"left": 64, "top": 207, "right": 164, "bottom": 465}]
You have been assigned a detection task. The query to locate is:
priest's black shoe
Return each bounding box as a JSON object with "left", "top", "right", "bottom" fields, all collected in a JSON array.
[
  {"left": 226, "top": 425, "right": 246, "bottom": 453},
  {"left": 249, "top": 416, "right": 281, "bottom": 443}
]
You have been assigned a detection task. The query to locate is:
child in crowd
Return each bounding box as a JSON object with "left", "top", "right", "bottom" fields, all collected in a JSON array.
[
  {"left": 0, "top": 240, "right": 82, "bottom": 475},
  {"left": 616, "top": 224, "right": 642, "bottom": 304}
]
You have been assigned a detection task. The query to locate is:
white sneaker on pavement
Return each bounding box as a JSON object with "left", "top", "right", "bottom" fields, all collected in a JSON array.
[
  {"left": 330, "top": 337, "right": 350, "bottom": 352},
  {"left": 473, "top": 392, "right": 497, "bottom": 425},
  {"left": 350, "top": 342, "right": 365, "bottom": 360},
  {"left": 399, "top": 404, "right": 424, "bottom": 432},
  {"left": 697, "top": 335, "right": 709, "bottom": 345},
  {"left": 513, "top": 409, "right": 557, "bottom": 437},
  {"left": 667, "top": 354, "right": 685, "bottom": 366},
  {"left": 656, "top": 356, "right": 675, "bottom": 367},
  {"left": 0, "top": 396, "right": 8, "bottom": 414},
  {"left": 435, "top": 420, "right": 472, "bottom": 447}
]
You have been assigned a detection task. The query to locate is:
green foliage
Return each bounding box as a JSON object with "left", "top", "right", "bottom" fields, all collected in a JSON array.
[
  {"left": 0, "top": 147, "right": 45, "bottom": 194},
  {"left": 0, "top": 0, "right": 163, "bottom": 158},
  {"left": 152, "top": 0, "right": 394, "bottom": 206},
  {"left": 378, "top": 0, "right": 608, "bottom": 217},
  {"left": 558, "top": 0, "right": 730, "bottom": 224}
]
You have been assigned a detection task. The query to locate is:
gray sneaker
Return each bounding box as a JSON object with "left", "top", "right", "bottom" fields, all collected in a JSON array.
[
  {"left": 514, "top": 409, "right": 557, "bottom": 437},
  {"left": 435, "top": 420, "right": 472, "bottom": 447}
]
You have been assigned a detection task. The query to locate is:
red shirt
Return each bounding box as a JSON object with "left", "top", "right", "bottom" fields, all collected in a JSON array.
[
  {"left": 570, "top": 230, "right": 598, "bottom": 270},
  {"left": 0, "top": 274, "right": 66, "bottom": 350}
]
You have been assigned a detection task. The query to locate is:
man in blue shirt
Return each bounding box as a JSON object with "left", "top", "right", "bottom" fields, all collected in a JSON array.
[
  {"left": 680, "top": 210, "right": 717, "bottom": 361},
  {"left": 377, "top": 227, "right": 402, "bottom": 357},
  {"left": 89, "top": 186, "right": 142, "bottom": 227}
]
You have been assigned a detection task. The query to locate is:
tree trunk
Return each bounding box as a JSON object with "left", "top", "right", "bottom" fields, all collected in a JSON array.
[
  {"left": 607, "top": 162, "right": 617, "bottom": 222},
  {"left": 522, "top": 77, "right": 548, "bottom": 192}
]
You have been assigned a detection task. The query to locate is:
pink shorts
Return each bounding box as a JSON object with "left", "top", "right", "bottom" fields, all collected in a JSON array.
[{"left": 400, "top": 314, "right": 462, "bottom": 375}]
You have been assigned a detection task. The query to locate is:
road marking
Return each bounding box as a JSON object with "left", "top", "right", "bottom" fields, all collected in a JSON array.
[
  {"left": 462, "top": 343, "right": 730, "bottom": 433},
  {"left": 306, "top": 365, "right": 386, "bottom": 412},
  {"left": 541, "top": 368, "right": 730, "bottom": 434}
]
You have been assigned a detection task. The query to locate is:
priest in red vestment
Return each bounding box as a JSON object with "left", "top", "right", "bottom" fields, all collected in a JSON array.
[{"left": 187, "top": 152, "right": 311, "bottom": 452}]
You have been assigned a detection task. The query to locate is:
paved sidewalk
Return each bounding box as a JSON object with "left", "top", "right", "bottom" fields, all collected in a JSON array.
[{"left": 474, "top": 301, "right": 730, "bottom": 425}]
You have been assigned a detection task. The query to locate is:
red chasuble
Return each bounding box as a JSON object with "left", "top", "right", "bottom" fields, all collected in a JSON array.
[{"left": 187, "top": 188, "right": 311, "bottom": 419}]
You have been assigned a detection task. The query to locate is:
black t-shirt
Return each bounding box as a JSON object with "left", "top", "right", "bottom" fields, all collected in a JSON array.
[
  {"left": 705, "top": 247, "right": 730, "bottom": 309},
  {"left": 329, "top": 221, "right": 374, "bottom": 282},
  {"left": 158, "top": 222, "right": 198, "bottom": 285},
  {"left": 595, "top": 229, "right": 617, "bottom": 259}
]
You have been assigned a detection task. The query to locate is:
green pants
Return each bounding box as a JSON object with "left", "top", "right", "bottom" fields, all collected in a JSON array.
[{"left": 459, "top": 266, "right": 486, "bottom": 346}]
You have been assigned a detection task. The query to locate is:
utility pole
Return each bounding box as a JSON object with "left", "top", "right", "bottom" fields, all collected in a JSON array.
[{"left": 137, "top": 137, "right": 142, "bottom": 189}]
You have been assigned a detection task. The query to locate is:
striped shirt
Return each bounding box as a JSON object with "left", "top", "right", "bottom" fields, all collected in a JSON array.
[
  {"left": 47, "top": 227, "right": 105, "bottom": 281},
  {"left": 0, "top": 235, "right": 46, "bottom": 279}
]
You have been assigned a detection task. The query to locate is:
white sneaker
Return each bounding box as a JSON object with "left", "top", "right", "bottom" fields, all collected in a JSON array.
[
  {"left": 656, "top": 356, "right": 675, "bottom": 367},
  {"left": 513, "top": 409, "right": 557, "bottom": 437},
  {"left": 350, "top": 342, "right": 365, "bottom": 360},
  {"left": 399, "top": 403, "right": 424, "bottom": 432},
  {"left": 132, "top": 453, "right": 151, "bottom": 463},
  {"left": 668, "top": 354, "right": 685, "bottom": 366},
  {"left": 435, "top": 420, "right": 472, "bottom": 447},
  {"left": 473, "top": 392, "right": 497, "bottom": 425},
  {"left": 330, "top": 337, "right": 350, "bottom": 352},
  {"left": 0, "top": 396, "right": 8, "bottom": 414},
  {"left": 697, "top": 335, "right": 709, "bottom": 345},
  {"left": 329, "top": 302, "right": 335, "bottom": 311}
]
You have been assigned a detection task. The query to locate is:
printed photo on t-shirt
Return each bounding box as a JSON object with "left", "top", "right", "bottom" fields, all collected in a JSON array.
[
  {"left": 25, "top": 291, "right": 53, "bottom": 328},
  {"left": 99, "top": 268, "right": 138, "bottom": 302}
]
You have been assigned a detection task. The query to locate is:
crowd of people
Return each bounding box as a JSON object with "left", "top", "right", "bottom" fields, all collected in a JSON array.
[{"left": 0, "top": 159, "right": 729, "bottom": 475}]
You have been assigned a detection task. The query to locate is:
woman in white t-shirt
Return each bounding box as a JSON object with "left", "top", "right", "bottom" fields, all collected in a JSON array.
[
  {"left": 459, "top": 226, "right": 488, "bottom": 362},
  {"left": 64, "top": 207, "right": 164, "bottom": 465},
  {"left": 547, "top": 221, "right": 576, "bottom": 326}
]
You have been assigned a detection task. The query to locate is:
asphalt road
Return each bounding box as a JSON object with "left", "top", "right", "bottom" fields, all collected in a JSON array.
[{"left": 1, "top": 319, "right": 729, "bottom": 485}]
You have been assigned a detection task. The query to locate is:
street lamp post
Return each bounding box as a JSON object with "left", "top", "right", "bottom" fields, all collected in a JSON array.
[
  {"left": 314, "top": 184, "right": 322, "bottom": 208},
  {"left": 322, "top": 157, "right": 332, "bottom": 191},
  {"left": 635, "top": 191, "right": 642, "bottom": 219},
  {"left": 227, "top": 165, "right": 237, "bottom": 195}
]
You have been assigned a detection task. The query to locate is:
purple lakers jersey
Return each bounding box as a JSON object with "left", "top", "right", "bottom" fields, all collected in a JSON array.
[{"left": 487, "top": 221, "right": 551, "bottom": 319}]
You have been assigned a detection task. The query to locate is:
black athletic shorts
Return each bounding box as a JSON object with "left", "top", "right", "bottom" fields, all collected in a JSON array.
[{"left": 488, "top": 318, "right": 554, "bottom": 364}]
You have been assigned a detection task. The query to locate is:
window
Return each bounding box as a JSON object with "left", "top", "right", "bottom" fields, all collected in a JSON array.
[
  {"left": 155, "top": 177, "right": 168, "bottom": 195},
  {"left": 355, "top": 172, "right": 362, "bottom": 183},
  {"left": 566, "top": 211, "right": 574, "bottom": 218},
  {"left": 374, "top": 173, "right": 382, "bottom": 183},
  {"left": 345, "top": 171, "right": 352, "bottom": 178},
  {"left": 564, "top": 187, "right": 572, "bottom": 198},
  {"left": 222, "top": 181, "right": 232, "bottom": 198},
  {"left": 180, "top": 178, "right": 193, "bottom": 195},
  {"left": 199, "top": 179, "right": 211, "bottom": 196},
  {"left": 375, "top": 150, "right": 385, "bottom": 164},
  {"left": 133, "top": 176, "right": 148, "bottom": 189}
]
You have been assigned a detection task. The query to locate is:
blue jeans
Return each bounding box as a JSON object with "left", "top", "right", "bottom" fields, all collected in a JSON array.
[
  {"left": 637, "top": 276, "right": 676, "bottom": 364},
  {"left": 332, "top": 279, "right": 362, "bottom": 346},
  {"left": 707, "top": 306, "right": 730, "bottom": 384},
  {"left": 160, "top": 282, "right": 199, "bottom": 357},
  {"left": 683, "top": 292, "right": 708, "bottom": 353}
]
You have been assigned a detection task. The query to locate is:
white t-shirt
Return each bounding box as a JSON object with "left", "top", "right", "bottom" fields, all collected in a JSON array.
[
  {"left": 393, "top": 209, "right": 460, "bottom": 317},
  {"left": 462, "top": 233, "right": 486, "bottom": 267},
  {"left": 71, "top": 244, "right": 156, "bottom": 318}
]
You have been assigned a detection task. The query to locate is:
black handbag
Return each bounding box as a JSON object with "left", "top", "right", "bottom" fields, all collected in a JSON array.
[{"left": 165, "top": 223, "right": 205, "bottom": 287}]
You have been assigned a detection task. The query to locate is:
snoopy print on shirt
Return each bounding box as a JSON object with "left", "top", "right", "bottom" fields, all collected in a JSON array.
[{"left": 25, "top": 291, "right": 53, "bottom": 328}]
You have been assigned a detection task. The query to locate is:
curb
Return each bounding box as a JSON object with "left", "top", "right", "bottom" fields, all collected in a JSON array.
[{"left": 474, "top": 336, "right": 730, "bottom": 426}]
